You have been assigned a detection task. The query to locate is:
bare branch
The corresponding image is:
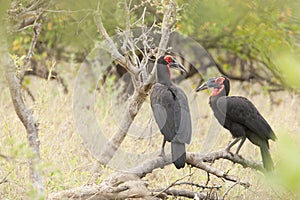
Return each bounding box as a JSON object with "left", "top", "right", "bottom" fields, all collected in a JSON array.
[
  {"left": 172, "top": 181, "right": 222, "bottom": 189},
  {"left": 152, "top": 188, "right": 216, "bottom": 199},
  {"left": 154, "top": 173, "right": 193, "bottom": 197},
  {"left": 48, "top": 149, "right": 265, "bottom": 199},
  {"left": 197, "top": 150, "right": 264, "bottom": 172},
  {"left": 121, "top": 0, "right": 131, "bottom": 54},
  {"left": 94, "top": 13, "right": 139, "bottom": 76},
  {"left": 94, "top": 1, "right": 178, "bottom": 166},
  {"left": 48, "top": 173, "right": 151, "bottom": 200},
  {"left": 223, "top": 182, "right": 239, "bottom": 199},
  {"left": 146, "top": 1, "right": 177, "bottom": 85},
  {"left": 97, "top": 89, "right": 148, "bottom": 165},
  {"left": 9, "top": 0, "right": 50, "bottom": 31},
  {"left": 187, "top": 155, "right": 250, "bottom": 188},
  {"left": 128, "top": 154, "right": 172, "bottom": 177},
  {"left": 128, "top": 150, "right": 260, "bottom": 186},
  {"left": 19, "top": 10, "right": 45, "bottom": 78}
]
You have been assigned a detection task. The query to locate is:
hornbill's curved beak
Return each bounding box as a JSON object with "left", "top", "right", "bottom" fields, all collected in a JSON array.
[
  {"left": 196, "top": 77, "right": 220, "bottom": 92},
  {"left": 169, "top": 60, "right": 187, "bottom": 73},
  {"left": 196, "top": 82, "right": 208, "bottom": 92}
]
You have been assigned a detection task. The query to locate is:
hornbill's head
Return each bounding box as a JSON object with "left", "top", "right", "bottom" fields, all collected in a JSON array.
[
  {"left": 157, "top": 55, "right": 187, "bottom": 79},
  {"left": 196, "top": 76, "right": 230, "bottom": 96}
]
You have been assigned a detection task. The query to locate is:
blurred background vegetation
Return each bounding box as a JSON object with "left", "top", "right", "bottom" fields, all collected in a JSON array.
[
  {"left": 1, "top": 0, "right": 300, "bottom": 199},
  {"left": 7, "top": 0, "right": 300, "bottom": 90}
]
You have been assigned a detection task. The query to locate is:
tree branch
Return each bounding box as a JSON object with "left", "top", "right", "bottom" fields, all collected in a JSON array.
[
  {"left": 94, "top": 1, "right": 178, "bottom": 166},
  {"left": 19, "top": 10, "right": 45, "bottom": 78},
  {"left": 197, "top": 150, "right": 264, "bottom": 172},
  {"left": 94, "top": 14, "right": 137, "bottom": 75},
  {"left": 171, "top": 181, "right": 222, "bottom": 189},
  {"left": 152, "top": 188, "right": 216, "bottom": 199},
  {"left": 129, "top": 150, "right": 263, "bottom": 181},
  {"left": 154, "top": 173, "right": 193, "bottom": 197},
  {"left": 8, "top": 0, "right": 50, "bottom": 31},
  {"left": 0, "top": 40, "right": 44, "bottom": 194},
  {"left": 1, "top": 3, "right": 46, "bottom": 194},
  {"left": 97, "top": 89, "right": 148, "bottom": 165},
  {"left": 48, "top": 149, "right": 264, "bottom": 199},
  {"left": 146, "top": 0, "right": 177, "bottom": 85}
]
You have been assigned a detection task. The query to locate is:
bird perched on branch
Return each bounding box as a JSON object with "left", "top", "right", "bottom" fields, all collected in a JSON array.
[
  {"left": 196, "top": 76, "right": 277, "bottom": 170},
  {"left": 150, "top": 55, "right": 192, "bottom": 169}
]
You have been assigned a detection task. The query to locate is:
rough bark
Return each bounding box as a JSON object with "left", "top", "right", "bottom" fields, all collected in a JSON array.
[
  {"left": 48, "top": 173, "right": 152, "bottom": 200},
  {"left": 97, "top": 88, "right": 149, "bottom": 164},
  {"left": 0, "top": 1, "right": 47, "bottom": 194},
  {"left": 0, "top": 42, "right": 44, "bottom": 194},
  {"left": 48, "top": 149, "right": 262, "bottom": 199}
]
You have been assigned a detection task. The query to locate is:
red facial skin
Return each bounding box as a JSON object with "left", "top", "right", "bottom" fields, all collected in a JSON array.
[
  {"left": 163, "top": 55, "right": 173, "bottom": 79},
  {"left": 211, "top": 77, "right": 225, "bottom": 96}
]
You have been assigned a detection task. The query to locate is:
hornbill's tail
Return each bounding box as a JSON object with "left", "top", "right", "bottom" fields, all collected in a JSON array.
[
  {"left": 260, "top": 142, "right": 274, "bottom": 171},
  {"left": 171, "top": 142, "right": 186, "bottom": 169}
]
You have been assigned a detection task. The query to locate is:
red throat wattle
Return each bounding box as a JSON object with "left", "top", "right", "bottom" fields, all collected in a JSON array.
[
  {"left": 211, "top": 85, "right": 224, "bottom": 96},
  {"left": 164, "top": 55, "right": 173, "bottom": 80},
  {"left": 167, "top": 64, "right": 172, "bottom": 79}
]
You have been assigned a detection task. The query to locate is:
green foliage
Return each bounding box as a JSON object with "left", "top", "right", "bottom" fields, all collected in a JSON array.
[
  {"left": 272, "top": 49, "right": 300, "bottom": 89},
  {"left": 181, "top": 0, "right": 300, "bottom": 52},
  {"left": 0, "top": 0, "right": 10, "bottom": 38},
  {"left": 179, "top": 0, "right": 300, "bottom": 89},
  {"left": 270, "top": 133, "right": 300, "bottom": 197}
]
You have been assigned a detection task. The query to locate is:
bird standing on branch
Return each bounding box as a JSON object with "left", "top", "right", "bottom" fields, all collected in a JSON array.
[
  {"left": 150, "top": 55, "right": 192, "bottom": 169},
  {"left": 196, "top": 76, "right": 277, "bottom": 171}
]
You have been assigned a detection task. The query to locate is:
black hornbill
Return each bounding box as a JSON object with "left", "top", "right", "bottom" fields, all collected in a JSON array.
[
  {"left": 150, "top": 55, "right": 192, "bottom": 169},
  {"left": 196, "top": 76, "right": 277, "bottom": 170}
]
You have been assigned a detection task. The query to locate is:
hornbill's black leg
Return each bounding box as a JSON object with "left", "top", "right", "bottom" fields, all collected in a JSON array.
[
  {"left": 196, "top": 76, "right": 277, "bottom": 171},
  {"left": 159, "top": 138, "right": 166, "bottom": 157},
  {"left": 235, "top": 136, "right": 246, "bottom": 155},
  {"left": 225, "top": 137, "right": 241, "bottom": 152}
]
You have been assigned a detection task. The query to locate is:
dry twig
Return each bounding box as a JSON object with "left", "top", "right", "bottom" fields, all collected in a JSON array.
[{"left": 93, "top": 0, "right": 177, "bottom": 166}]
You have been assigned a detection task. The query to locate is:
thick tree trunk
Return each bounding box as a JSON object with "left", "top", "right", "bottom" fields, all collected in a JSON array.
[
  {"left": 0, "top": 42, "right": 44, "bottom": 194},
  {"left": 94, "top": 1, "right": 176, "bottom": 166},
  {"left": 98, "top": 87, "right": 149, "bottom": 164}
]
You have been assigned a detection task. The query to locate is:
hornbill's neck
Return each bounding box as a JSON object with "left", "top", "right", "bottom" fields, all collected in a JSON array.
[
  {"left": 209, "top": 84, "right": 228, "bottom": 109},
  {"left": 210, "top": 77, "right": 230, "bottom": 101},
  {"left": 156, "top": 62, "right": 172, "bottom": 86},
  {"left": 209, "top": 86, "right": 227, "bottom": 104}
]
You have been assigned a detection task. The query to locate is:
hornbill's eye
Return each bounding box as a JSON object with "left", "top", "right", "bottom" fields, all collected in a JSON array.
[
  {"left": 216, "top": 77, "right": 225, "bottom": 84},
  {"left": 164, "top": 55, "right": 173, "bottom": 64}
]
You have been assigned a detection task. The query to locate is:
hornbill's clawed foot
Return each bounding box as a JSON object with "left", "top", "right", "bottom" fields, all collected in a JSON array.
[
  {"left": 196, "top": 76, "right": 277, "bottom": 171},
  {"left": 225, "top": 147, "right": 235, "bottom": 157}
]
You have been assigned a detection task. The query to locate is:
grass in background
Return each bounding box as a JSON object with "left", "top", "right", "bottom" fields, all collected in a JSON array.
[{"left": 0, "top": 66, "right": 300, "bottom": 199}]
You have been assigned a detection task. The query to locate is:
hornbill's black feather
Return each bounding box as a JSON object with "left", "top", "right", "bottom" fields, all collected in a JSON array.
[
  {"left": 196, "top": 76, "right": 276, "bottom": 171},
  {"left": 150, "top": 55, "right": 192, "bottom": 169}
]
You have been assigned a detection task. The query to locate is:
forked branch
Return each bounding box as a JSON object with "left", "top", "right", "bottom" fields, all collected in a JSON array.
[
  {"left": 93, "top": 1, "right": 178, "bottom": 166},
  {"left": 48, "top": 149, "right": 261, "bottom": 199}
]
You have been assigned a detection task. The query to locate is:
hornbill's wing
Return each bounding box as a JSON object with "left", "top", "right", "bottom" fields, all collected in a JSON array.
[
  {"left": 216, "top": 96, "right": 276, "bottom": 141},
  {"left": 170, "top": 85, "right": 192, "bottom": 144},
  {"left": 150, "top": 84, "right": 176, "bottom": 141}
]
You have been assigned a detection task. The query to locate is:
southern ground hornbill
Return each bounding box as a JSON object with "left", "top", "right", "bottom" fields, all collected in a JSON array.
[
  {"left": 196, "top": 76, "right": 277, "bottom": 170},
  {"left": 150, "top": 55, "right": 192, "bottom": 169}
]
